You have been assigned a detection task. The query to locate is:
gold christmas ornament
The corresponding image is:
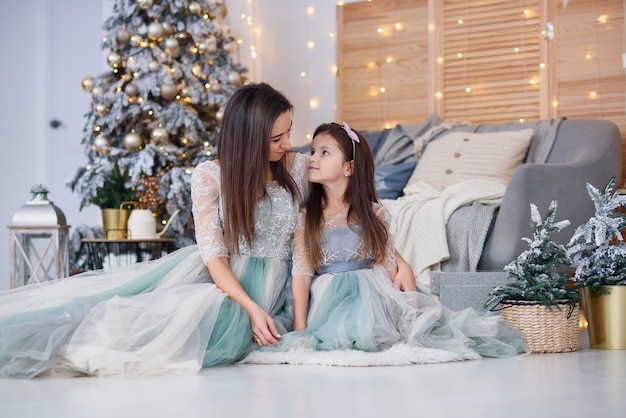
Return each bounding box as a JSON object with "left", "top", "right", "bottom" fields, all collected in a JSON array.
[
  {"left": 191, "top": 64, "right": 202, "bottom": 77},
  {"left": 94, "top": 134, "right": 111, "bottom": 150},
  {"left": 124, "top": 132, "right": 142, "bottom": 150},
  {"left": 147, "top": 21, "right": 164, "bottom": 41},
  {"left": 148, "top": 60, "right": 160, "bottom": 72},
  {"left": 215, "top": 108, "right": 224, "bottom": 122},
  {"left": 91, "top": 86, "right": 104, "bottom": 97},
  {"left": 161, "top": 21, "right": 173, "bottom": 35},
  {"left": 226, "top": 40, "right": 237, "bottom": 54},
  {"left": 136, "top": 0, "right": 153, "bottom": 10},
  {"left": 116, "top": 28, "right": 131, "bottom": 44},
  {"left": 227, "top": 71, "right": 242, "bottom": 87},
  {"left": 160, "top": 83, "right": 178, "bottom": 100},
  {"left": 124, "top": 83, "right": 139, "bottom": 97},
  {"left": 151, "top": 127, "right": 169, "bottom": 145},
  {"left": 130, "top": 34, "right": 143, "bottom": 47},
  {"left": 218, "top": 2, "right": 227, "bottom": 18},
  {"left": 107, "top": 51, "right": 124, "bottom": 69},
  {"left": 189, "top": 2, "right": 202, "bottom": 15},
  {"left": 210, "top": 81, "right": 223, "bottom": 94},
  {"left": 81, "top": 76, "right": 94, "bottom": 92}
]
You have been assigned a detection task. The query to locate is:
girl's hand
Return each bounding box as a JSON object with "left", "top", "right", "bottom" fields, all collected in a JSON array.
[
  {"left": 249, "top": 306, "right": 281, "bottom": 346},
  {"left": 394, "top": 257, "right": 416, "bottom": 292}
]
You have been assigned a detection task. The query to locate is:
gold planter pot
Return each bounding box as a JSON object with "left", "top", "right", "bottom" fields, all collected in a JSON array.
[
  {"left": 101, "top": 206, "right": 132, "bottom": 239},
  {"left": 583, "top": 285, "right": 626, "bottom": 350}
]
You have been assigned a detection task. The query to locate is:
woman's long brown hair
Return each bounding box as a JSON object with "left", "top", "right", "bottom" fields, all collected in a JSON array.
[
  {"left": 304, "top": 123, "right": 388, "bottom": 271},
  {"left": 218, "top": 83, "right": 299, "bottom": 253}
]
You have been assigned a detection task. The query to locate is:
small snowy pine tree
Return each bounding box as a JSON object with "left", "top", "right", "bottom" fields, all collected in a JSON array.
[
  {"left": 566, "top": 177, "right": 626, "bottom": 293},
  {"left": 486, "top": 201, "right": 580, "bottom": 310}
]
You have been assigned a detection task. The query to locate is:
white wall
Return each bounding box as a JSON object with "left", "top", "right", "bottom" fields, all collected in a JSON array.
[
  {"left": 228, "top": 0, "right": 348, "bottom": 146},
  {"left": 0, "top": 0, "right": 352, "bottom": 289}
]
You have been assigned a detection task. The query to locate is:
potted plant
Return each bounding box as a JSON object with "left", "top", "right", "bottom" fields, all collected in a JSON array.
[
  {"left": 566, "top": 177, "right": 626, "bottom": 349},
  {"left": 486, "top": 201, "right": 581, "bottom": 353},
  {"left": 91, "top": 160, "right": 136, "bottom": 239}
]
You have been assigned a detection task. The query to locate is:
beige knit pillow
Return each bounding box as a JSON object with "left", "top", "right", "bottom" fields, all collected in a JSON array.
[{"left": 407, "top": 129, "right": 534, "bottom": 190}]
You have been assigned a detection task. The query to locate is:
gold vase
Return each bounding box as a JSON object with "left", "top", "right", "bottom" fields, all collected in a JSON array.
[
  {"left": 583, "top": 285, "right": 626, "bottom": 349},
  {"left": 101, "top": 207, "right": 131, "bottom": 239}
]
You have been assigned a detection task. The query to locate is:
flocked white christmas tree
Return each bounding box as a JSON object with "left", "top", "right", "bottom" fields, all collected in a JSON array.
[
  {"left": 486, "top": 201, "right": 581, "bottom": 310},
  {"left": 566, "top": 177, "right": 626, "bottom": 293},
  {"left": 67, "top": 0, "right": 246, "bottom": 268}
]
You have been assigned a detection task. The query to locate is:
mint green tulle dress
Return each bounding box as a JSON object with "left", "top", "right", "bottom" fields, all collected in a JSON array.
[
  {"left": 248, "top": 204, "right": 528, "bottom": 365},
  {"left": 0, "top": 153, "right": 309, "bottom": 378}
]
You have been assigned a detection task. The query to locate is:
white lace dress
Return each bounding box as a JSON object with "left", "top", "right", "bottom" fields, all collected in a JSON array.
[
  {"left": 249, "top": 204, "right": 528, "bottom": 365},
  {"left": 0, "top": 153, "right": 309, "bottom": 378}
]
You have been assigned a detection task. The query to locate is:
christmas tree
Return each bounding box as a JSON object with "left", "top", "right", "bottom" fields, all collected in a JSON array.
[
  {"left": 68, "top": 0, "right": 246, "bottom": 252},
  {"left": 567, "top": 177, "right": 626, "bottom": 293},
  {"left": 486, "top": 201, "right": 581, "bottom": 310}
]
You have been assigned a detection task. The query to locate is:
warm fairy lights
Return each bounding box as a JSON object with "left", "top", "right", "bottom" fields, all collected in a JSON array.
[{"left": 233, "top": 1, "right": 612, "bottom": 134}]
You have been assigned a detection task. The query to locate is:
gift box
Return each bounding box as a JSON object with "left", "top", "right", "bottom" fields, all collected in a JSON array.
[{"left": 430, "top": 271, "right": 512, "bottom": 313}]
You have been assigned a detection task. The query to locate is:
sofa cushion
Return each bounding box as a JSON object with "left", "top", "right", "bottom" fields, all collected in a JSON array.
[
  {"left": 408, "top": 129, "right": 534, "bottom": 190},
  {"left": 374, "top": 160, "right": 417, "bottom": 199}
]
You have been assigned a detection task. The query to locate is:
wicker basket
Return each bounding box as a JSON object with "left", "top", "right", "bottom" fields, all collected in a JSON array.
[{"left": 497, "top": 300, "right": 579, "bottom": 353}]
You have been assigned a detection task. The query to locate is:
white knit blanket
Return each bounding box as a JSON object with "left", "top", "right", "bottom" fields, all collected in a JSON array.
[{"left": 382, "top": 180, "right": 506, "bottom": 289}]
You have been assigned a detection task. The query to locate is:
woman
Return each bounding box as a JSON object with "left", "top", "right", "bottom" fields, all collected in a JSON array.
[{"left": 0, "top": 83, "right": 305, "bottom": 378}]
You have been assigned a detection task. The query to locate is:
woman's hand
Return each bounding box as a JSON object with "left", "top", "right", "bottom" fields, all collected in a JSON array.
[
  {"left": 248, "top": 305, "right": 281, "bottom": 346},
  {"left": 206, "top": 257, "right": 281, "bottom": 346}
]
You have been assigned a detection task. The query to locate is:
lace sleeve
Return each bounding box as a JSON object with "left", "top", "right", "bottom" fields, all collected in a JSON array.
[
  {"left": 292, "top": 210, "right": 315, "bottom": 277},
  {"left": 374, "top": 202, "right": 397, "bottom": 271},
  {"left": 191, "top": 161, "right": 228, "bottom": 264},
  {"left": 290, "top": 152, "right": 310, "bottom": 205}
]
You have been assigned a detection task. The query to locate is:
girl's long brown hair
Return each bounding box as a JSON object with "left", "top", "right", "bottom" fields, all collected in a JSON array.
[
  {"left": 304, "top": 123, "right": 388, "bottom": 271},
  {"left": 218, "top": 83, "right": 299, "bottom": 253}
]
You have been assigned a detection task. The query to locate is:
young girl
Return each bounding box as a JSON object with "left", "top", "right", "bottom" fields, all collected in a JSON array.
[{"left": 259, "top": 122, "right": 527, "bottom": 362}]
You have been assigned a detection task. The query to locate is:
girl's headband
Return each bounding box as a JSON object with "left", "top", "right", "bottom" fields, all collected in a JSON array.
[{"left": 342, "top": 121, "right": 360, "bottom": 161}]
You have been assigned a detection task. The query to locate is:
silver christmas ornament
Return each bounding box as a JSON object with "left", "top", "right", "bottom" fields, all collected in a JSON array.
[
  {"left": 124, "top": 132, "right": 142, "bottom": 150},
  {"left": 151, "top": 127, "right": 169, "bottom": 145},
  {"left": 148, "top": 60, "right": 160, "bottom": 72},
  {"left": 94, "top": 103, "right": 108, "bottom": 116},
  {"left": 130, "top": 34, "right": 143, "bottom": 47},
  {"left": 124, "top": 83, "right": 139, "bottom": 97},
  {"left": 91, "top": 86, "right": 104, "bottom": 97},
  {"left": 136, "top": 0, "right": 153, "bottom": 10},
  {"left": 94, "top": 134, "right": 111, "bottom": 150},
  {"left": 160, "top": 83, "right": 178, "bottom": 100},
  {"left": 147, "top": 22, "right": 164, "bottom": 40},
  {"left": 116, "top": 28, "right": 131, "bottom": 44},
  {"left": 107, "top": 51, "right": 124, "bottom": 69}
]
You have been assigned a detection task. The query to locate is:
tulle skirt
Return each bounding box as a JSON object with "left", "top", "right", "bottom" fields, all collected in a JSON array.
[
  {"left": 254, "top": 265, "right": 528, "bottom": 364},
  {"left": 0, "top": 246, "right": 292, "bottom": 378}
]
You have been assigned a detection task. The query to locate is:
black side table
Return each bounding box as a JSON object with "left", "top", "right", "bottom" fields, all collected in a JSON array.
[{"left": 82, "top": 238, "right": 177, "bottom": 271}]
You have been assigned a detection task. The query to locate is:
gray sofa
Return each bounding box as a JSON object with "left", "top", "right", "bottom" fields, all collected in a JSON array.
[
  {"left": 477, "top": 118, "right": 622, "bottom": 270},
  {"left": 333, "top": 116, "right": 623, "bottom": 273}
]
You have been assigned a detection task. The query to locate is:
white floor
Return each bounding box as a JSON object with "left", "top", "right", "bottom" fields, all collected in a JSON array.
[{"left": 1, "top": 329, "right": 625, "bottom": 418}]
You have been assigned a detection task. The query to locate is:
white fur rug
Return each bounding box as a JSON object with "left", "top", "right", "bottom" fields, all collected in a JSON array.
[{"left": 239, "top": 343, "right": 481, "bottom": 367}]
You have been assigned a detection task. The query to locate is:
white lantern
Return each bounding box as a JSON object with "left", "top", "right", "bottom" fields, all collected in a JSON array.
[{"left": 8, "top": 184, "right": 70, "bottom": 288}]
